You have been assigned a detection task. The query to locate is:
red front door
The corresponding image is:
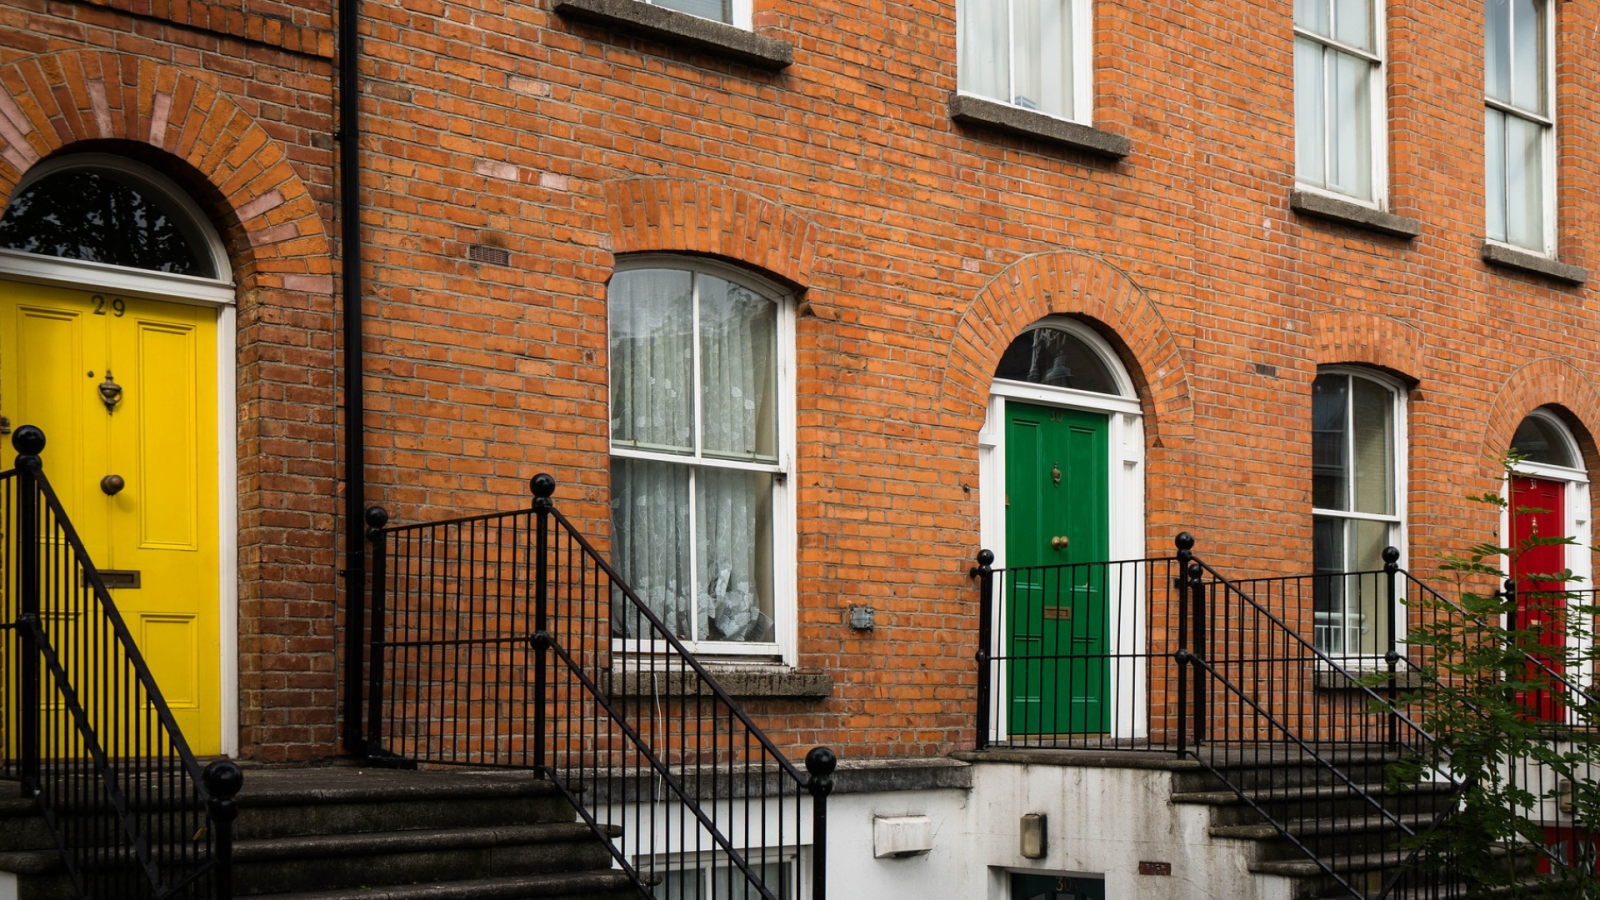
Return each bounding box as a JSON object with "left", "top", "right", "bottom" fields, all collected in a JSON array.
[{"left": 1512, "top": 475, "right": 1567, "bottom": 722}]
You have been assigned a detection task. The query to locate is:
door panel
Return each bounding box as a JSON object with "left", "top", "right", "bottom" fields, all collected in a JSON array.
[
  {"left": 1512, "top": 475, "right": 1566, "bottom": 723},
  {"left": 1004, "top": 401, "right": 1110, "bottom": 735},
  {"left": 2, "top": 281, "right": 221, "bottom": 754}
]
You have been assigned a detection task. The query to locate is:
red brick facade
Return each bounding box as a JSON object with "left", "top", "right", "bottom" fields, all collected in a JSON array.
[{"left": 3, "top": 0, "right": 1600, "bottom": 761}]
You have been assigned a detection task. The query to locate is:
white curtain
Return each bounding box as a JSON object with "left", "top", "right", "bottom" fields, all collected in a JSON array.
[
  {"left": 958, "top": 0, "right": 1009, "bottom": 103},
  {"left": 610, "top": 269, "right": 776, "bottom": 644}
]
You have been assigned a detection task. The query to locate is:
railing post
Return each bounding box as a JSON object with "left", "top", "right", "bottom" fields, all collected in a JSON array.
[
  {"left": 1174, "top": 532, "right": 1193, "bottom": 759},
  {"left": 1503, "top": 578, "right": 1519, "bottom": 709},
  {"left": 531, "top": 474, "right": 555, "bottom": 778},
  {"left": 364, "top": 507, "right": 389, "bottom": 754},
  {"left": 1189, "top": 559, "right": 1207, "bottom": 749},
  {"left": 1383, "top": 546, "right": 1401, "bottom": 746},
  {"left": 805, "top": 746, "right": 837, "bottom": 900},
  {"left": 202, "top": 760, "right": 243, "bottom": 900},
  {"left": 12, "top": 427, "right": 44, "bottom": 796},
  {"left": 972, "top": 550, "right": 995, "bottom": 751}
]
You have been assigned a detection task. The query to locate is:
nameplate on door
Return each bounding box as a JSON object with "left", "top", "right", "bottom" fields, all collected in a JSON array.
[
  {"left": 1043, "top": 606, "right": 1073, "bottom": 621},
  {"left": 96, "top": 570, "right": 142, "bottom": 590}
]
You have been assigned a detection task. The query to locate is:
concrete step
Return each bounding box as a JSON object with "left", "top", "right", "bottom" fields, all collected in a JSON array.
[{"left": 249, "top": 870, "right": 641, "bottom": 900}]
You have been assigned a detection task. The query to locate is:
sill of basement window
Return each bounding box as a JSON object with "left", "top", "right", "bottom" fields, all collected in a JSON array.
[
  {"left": 1290, "top": 188, "right": 1421, "bottom": 240},
  {"left": 948, "top": 93, "right": 1131, "bottom": 160},
  {"left": 602, "top": 663, "right": 834, "bottom": 700},
  {"left": 1313, "top": 667, "right": 1425, "bottom": 692},
  {"left": 553, "top": 0, "right": 793, "bottom": 70},
  {"left": 1481, "top": 240, "right": 1588, "bottom": 286}
]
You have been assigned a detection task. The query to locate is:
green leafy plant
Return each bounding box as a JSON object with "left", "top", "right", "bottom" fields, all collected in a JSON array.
[{"left": 1390, "top": 454, "right": 1600, "bottom": 898}]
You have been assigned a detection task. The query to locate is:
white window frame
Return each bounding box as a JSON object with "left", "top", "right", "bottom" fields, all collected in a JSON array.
[
  {"left": 1502, "top": 409, "right": 1592, "bottom": 696},
  {"left": 977, "top": 317, "right": 1146, "bottom": 742},
  {"left": 606, "top": 255, "right": 797, "bottom": 664},
  {"left": 637, "top": 0, "right": 752, "bottom": 29},
  {"left": 956, "top": 0, "right": 1096, "bottom": 127},
  {"left": 1310, "top": 367, "right": 1408, "bottom": 661},
  {"left": 634, "top": 849, "right": 802, "bottom": 900},
  {"left": 1294, "top": 2, "right": 1388, "bottom": 207},
  {"left": 1484, "top": 0, "right": 1557, "bottom": 255}
]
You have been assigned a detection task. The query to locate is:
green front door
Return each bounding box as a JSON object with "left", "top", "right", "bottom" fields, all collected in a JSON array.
[{"left": 1004, "top": 401, "right": 1110, "bottom": 735}]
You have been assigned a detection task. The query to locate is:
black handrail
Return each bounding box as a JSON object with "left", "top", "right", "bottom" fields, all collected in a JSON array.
[
  {"left": 2, "top": 426, "right": 239, "bottom": 899},
  {"left": 357, "top": 474, "right": 835, "bottom": 900}
]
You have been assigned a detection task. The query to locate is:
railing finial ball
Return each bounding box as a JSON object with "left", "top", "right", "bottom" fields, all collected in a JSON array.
[
  {"left": 11, "top": 425, "right": 44, "bottom": 457},
  {"left": 530, "top": 473, "right": 556, "bottom": 499},
  {"left": 1382, "top": 546, "right": 1400, "bottom": 566},
  {"left": 201, "top": 759, "right": 244, "bottom": 800},
  {"left": 805, "top": 746, "right": 837, "bottom": 778},
  {"left": 976, "top": 549, "right": 994, "bottom": 567},
  {"left": 1175, "top": 532, "right": 1194, "bottom": 552},
  {"left": 365, "top": 506, "right": 389, "bottom": 530}
]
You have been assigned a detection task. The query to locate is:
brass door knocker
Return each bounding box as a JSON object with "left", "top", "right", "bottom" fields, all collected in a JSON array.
[
  {"left": 1051, "top": 462, "right": 1062, "bottom": 487},
  {"left": 98, "top": 370, "right": 123, "bottom": 413}
]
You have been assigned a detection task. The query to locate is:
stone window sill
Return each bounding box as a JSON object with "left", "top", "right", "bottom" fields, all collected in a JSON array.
[
  {"left": 1290, "top": 189, "right": 1421, "bottom": 239},
  {"left": 553, "top": 0, "right": 793, "bottom": 70},
  {"left": 1313, "top": 669, "right": 1424, "bottom": 692},
  {"left": 1482, "top": 241, "right": 1587, "bottom": 286},
  {"left": 603, "top": 666, "right": 833, "bottom": 700},
  {"left": 948, "top": 93, "right": 1131, "bottom": 160}
]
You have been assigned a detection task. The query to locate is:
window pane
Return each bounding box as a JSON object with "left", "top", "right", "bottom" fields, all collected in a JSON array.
[
  {"left": 1314, "top": 516, "right": 1347, "bottom": 654},
  {"left": 1295, "top": 39, "right": 1328, "bottom": 188},
  {"left": 1351, "top": 519, "right": 1392, "bottom": 654},
  {"left": 1013, "top": 0, "right": 1074, "bottom": 117},
  {"left": 697, "top": 468, "right": 775, "bottom": 643},
  {"left": 611, "top": 458, "right": 693, "bottom": 640},
  {"left": 1512, "top": 415, "right": 1578, "bottom": 468},
  {"left": 958, "top": 0, "right": 1010, "bottom": 103},
  {"left": 610, "top": 269, "right": 695, "bottom": 455},
  {"left": 655, "top": 868, "right": 703, "bottom": 900},
  {"left": 993, "top": 326, "right": 1122, "bottom": 396},
  {"left": 1511, "top": 0, "right": 1546, "bottom": 114},
  {"left": 0, "top": 169, "right": 215, "bottom": 277},
  {"left": 1486, "top": 108, "right": 1508, "bottom": 242},
  {"left": 1486, "top": 0, "right": 1511, "bottom": 103},
  {"left": 710, "top": 863, "right": 789, "bottom": 900},
  {"left": 1296, "top": 0, "right": 1330, "bottom": 34},
  {"left": 1329, "top": 50, "right": 1373, "bottom": 199},
  {"left": 653, "top": 0, "right": 732, "bottom": 23},
  {"left": 699, "top": 275, "right": 777, "bottom": 462},
  {"left": 1351, "top": 377, "right": 1394, "bottom": 516},
  {"left": 1313, "top": 374, "right": 1350, "bottom": 511},
  {"left": 1505, "top": 113, "right": 1545, "bottom": 251},
  {"left": 1333, "top": 0, "right": 1372, "bottom": 51}
]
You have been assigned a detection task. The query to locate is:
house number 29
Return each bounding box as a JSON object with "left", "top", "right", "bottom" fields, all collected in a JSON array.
[{"left": 91, "top": 294, "right": 126, "bottom": 317}]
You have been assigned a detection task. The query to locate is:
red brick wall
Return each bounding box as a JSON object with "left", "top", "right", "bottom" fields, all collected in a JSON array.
[{"left": 7, "top": 0, "right": 1600, "bottom": 761}]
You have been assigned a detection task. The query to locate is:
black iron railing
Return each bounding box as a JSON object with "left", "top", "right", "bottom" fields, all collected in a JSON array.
[
  {"left": 353, "top": 475, "right": 835, "bottom": 900},
  {"left": 1, "top": 426, "right": 239, "bottom": 900}
]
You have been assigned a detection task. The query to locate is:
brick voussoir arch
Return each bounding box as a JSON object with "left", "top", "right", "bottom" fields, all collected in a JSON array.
[
  {"left": 1480, "top": 357, "right": 1600, "bottom": 470},
  {"left": 939, "top": 249, "right": 1193, "bottom": 443},
  {"left": 1310, "top": 309, "right": 1426, "bottom": 383},
  {"left": 602, "top": 178, "right": 821, "bottom": 288},
  {"left": 0, "top": 50, "right": 332, "bottom": 284}
]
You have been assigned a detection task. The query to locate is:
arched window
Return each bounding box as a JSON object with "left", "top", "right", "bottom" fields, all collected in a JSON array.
[
  {"left": 607, "top": 258, "right": 794, "bottom": 659},
  {"left": 1312, "top": 367, "right": 1406, "bottom": 658},
  {"left": 0, "top": 156, "right": 223, "bottom": 278},
  {"left": 1511, "top": 409, "right": 1581, "bottom": 470},
  {"left": 993, "top": 324, "right": 1126, "bottom": 396}
]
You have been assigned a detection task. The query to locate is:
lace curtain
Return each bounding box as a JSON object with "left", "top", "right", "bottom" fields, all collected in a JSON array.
[{"left": 609, "top": 268, "right": 777, "bottom": 645}]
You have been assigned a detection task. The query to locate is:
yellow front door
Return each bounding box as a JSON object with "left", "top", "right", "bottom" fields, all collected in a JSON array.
[{"left": 2, "top": 281, "right": 222, "bottom": 754}]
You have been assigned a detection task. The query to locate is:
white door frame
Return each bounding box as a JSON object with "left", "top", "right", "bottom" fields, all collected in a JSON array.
[
  {"left": 0, "top": 154, "right": 239, "bottom": 754},
  {"left": 976, "top": 318, "right": 1146, "bottom": 741}
]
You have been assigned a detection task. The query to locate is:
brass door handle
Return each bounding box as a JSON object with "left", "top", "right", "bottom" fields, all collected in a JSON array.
[
  {"left": 1050, "top": 535, "right": 1069, "bottom": 551},
  {"left": 100, "top": 474, "right": 125, "bottom": 496}
]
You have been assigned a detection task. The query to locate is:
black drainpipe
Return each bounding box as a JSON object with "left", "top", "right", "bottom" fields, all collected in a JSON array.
[{"left": 337, "top": 0, "right": 366, "bottom": 754}]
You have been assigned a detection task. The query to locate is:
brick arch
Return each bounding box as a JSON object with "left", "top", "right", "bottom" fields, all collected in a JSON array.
[
  {"left": 1481, "top": 357, "right": 1600, "bottom": 474},
  {"left": 1310, "top": 309, "right": 1426, "bottom": 383},
  {"left": 0, "top": 50, "right": 333, "bottom": 286},
  {"left": 602, "top": 178, "right": 820, "bottom": 288},
  {"left": 938, "top": 249, "right": 1193, "bottom": 443}
]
